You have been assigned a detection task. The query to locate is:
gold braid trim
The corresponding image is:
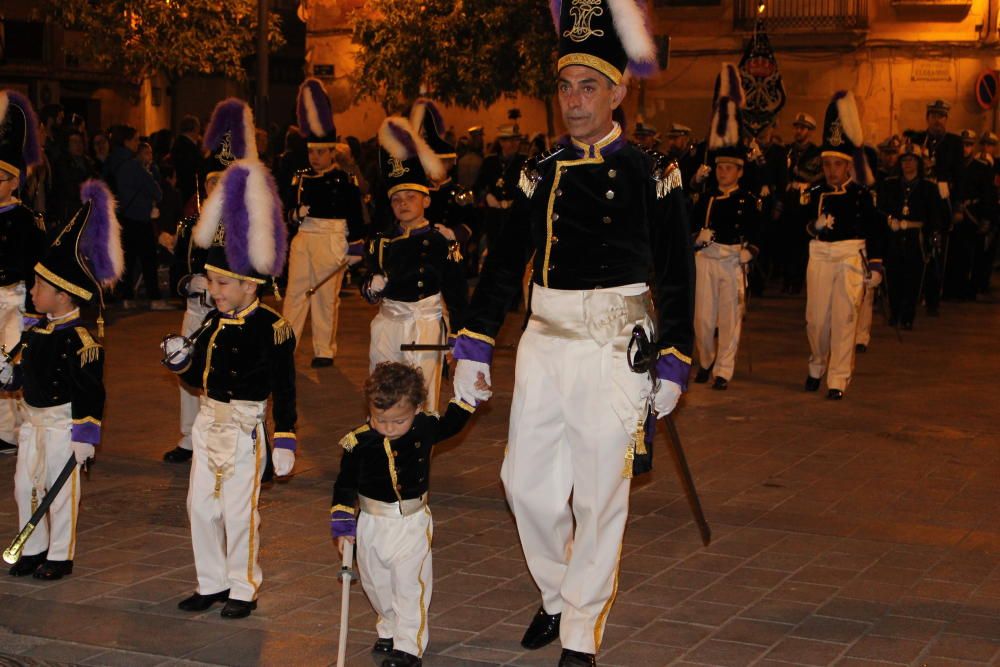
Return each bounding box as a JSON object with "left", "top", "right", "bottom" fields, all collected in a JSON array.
[
  {"left": 273, "top": 318, "right": 294, "bottom": 345},
  {"left": 339, "top": 424, "right": 369, "bottom": 451},
  {"left": 75, "top": 327, "right": 101, "bottom": 366}
]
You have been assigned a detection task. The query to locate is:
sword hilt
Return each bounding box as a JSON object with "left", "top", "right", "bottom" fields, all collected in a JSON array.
[{"left": 3, "top": 523, "right": 33, "bottom": 564}]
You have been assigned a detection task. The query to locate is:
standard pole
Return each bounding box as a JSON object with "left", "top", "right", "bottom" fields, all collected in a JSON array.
[{"left": 256, "top": 0, "right": 270, "bottom": 132}]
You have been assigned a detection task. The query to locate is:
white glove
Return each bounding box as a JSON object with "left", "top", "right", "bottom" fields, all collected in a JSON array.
[
  {"left": 739, "top": 248, "right": 754, "bottom": 265},
  {"left": 695, "top": 227, "right": 714, "bottom": 248},
  {"left": 866, "top": 270, "right": 883, "bottom": 288},
  {"left": 653, "top": 381, "right": 682, "bottom": 417},
  {"left": 0, "top": 357, "right": 13, "bottom": 385},
  {"left": 815, "top": 213, "right": 835, "bottom": 230},
  {"left": 370, "top": 274, "right": 387, "bottom": 293},
  {"left": 937, "top": 181, "right": 950, "bottom": 201},
  {"left": 72, "top": 442, "right": 95, "bottom": 465},
  {"left": 694, "top": 164, "right": 712, "bottom": 184},
  {"left": 189, "top": 274, "right": 209, "bottom": 293},
  {"left": 161, "top": 335, "right": 191, "bottom": 364},
  {"left": 454, "top": 359, "right": 492, "bottom": 405},
  {"left": 435, "top": 224, "right": 457, "bottom": 241},
  {"left": 888, "top": 216, "right": 901, "bottom": 232},
  {"left": 273, "top": 448, "right": 295, "bottom": 476}
]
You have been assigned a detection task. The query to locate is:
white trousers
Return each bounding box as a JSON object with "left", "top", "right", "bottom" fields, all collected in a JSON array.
[
  {"left": 177, "top": 295, "right": 213, "bottom": 451},
  {"left": 369, "top": 295, "right": 445, "bottom": 413},
  {"left": 283, "top": 218, "right": 348, "bottom": 359},
  {"left": 187, "top": 398, "right": 266, "bottom": 602},
  {"left": 855, "top": 283, "right": 874, "bottom": 346},
  {"left": 13, "top": 403, "right": 80, "bottom": 561},
  {"left": 694, "top": 244, "right": 744, "bottom": 381},
  {"left": 357, "top": 504, "right": 434, "bottom": 657},
  {"left": 0, "top": 283, "right": 25, "bottom": 443},
  {"left": 501, "top": 284, "right": 650, "bottom": 655},
  {"left": 806, "top": 239, "right": 865, "bottom": 391}
]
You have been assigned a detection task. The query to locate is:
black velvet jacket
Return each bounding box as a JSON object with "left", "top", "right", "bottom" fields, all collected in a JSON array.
[
  {"left": 365, "top": 222, "right": 468, "bottom": 329},
  {"left": 293, "top": 167, "right": 366, "bottom": 241},
  {"left": 426, "top": 180, "right": 476, "bottom": 246},
  {"left": 876, "top": 177, "right": 946, "bottom": 233},
  {"left": 169, "top": 300, "right": 297, "bottom": 441},
  {"left": 5, "top": 313, "right": 105, "bottom": 444},
  {"left": 0, "top": 202, "right": 46, "bottom": 301},
  {"left": 169, "top": 214, "right": 209, "bottom": 298},
  {"left": 463, "top": 125, "right": 695, "bottom": 359},
  {"left": 331, "top": 400, "right": 473, "bottom": 507},
  {"left": 691, "top": 186, "right": 763, "bottom": 248},
  {"left": 805, "top": 180, "right": 885, "bottom": 261}
]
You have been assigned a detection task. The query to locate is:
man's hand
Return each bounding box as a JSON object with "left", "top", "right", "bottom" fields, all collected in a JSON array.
[
  {"left": 694, "top": 164, "right": 712, "bottom": 184},
  {"left": 336, "top": 535, "right": 356, "bottom": 557},
  {"left": 653, "top": 381, "right": 682, "bottom": 417},
  {"left": 454, "top": 360, "right": 492, "bottom": 405},
  {"left": 346, "top": 255, "right": 363, "bottom": 266},
  {"left": 297, "top": 204, "right": 310, "bottom": 220},
  {"left": 72, "top": 442, "right": 95, "bottom": 465},
  {"left": 435, "top": 224, "right": 457, "bottom": 241},
  {"left": 739, "top": 248, "right": 754, "bottom": 265},
  {"left": 161, "top": 335, "right": 191, "bottom": 365},
  {"left": 273, "top": 448, "right": 295, "bottom": 476},
  {"left": 865, "top": 270, "right": 883, "bottom": 288},
  {"left": 888, "top": 216, "right": 901, "bottom": 232},
  {"left": 815, "top": 213, "right": 835, "bottom": 230},
  {"left": 695, "top": 227, "right": 714, "bottom": 248}
]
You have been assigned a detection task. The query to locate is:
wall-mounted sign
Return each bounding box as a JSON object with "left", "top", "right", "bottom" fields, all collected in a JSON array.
[
  {"left": 912, "top": 60, "right": 951, "bottom": 82},
  {"left": 976, "top": 70, "right": 998, "bottom": 110}
]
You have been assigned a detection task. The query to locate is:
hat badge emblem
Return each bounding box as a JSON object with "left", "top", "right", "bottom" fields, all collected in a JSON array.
[
  {"left": 828, "top": 119, "right": 844, "bottom": 147},
  {"left": 387, "top": 157, "right": 409, "bottom": 178},
  {"left": 218, "top": 133, "right": 236, "bottom": 167},
  {"left": 564, "top": 0, "right": 605, "bottom": 43}
]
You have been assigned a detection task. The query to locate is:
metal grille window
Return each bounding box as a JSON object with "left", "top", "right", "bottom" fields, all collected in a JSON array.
[{"left": 734, "top": 0, "right": 869, "bottom": 31}]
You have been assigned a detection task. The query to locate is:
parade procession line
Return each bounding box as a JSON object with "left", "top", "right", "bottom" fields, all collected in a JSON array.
[{"left": 0, "top": 291, "right": 997, "bottom": 666}]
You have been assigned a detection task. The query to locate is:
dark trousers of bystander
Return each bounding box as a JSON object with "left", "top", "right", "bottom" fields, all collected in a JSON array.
[{"left": 120, "top": 218, "right": 162, "bottom": 300}]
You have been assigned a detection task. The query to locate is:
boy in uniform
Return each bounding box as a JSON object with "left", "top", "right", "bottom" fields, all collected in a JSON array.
[
  {"left": 330, "top": 362, "right": 485, "bottom": 667},
  {"left": 163, "top": 131, "right": 296, "bottom": 618},
  {"left": 4, "top": 179, "right": 123, "bottom": 579}
]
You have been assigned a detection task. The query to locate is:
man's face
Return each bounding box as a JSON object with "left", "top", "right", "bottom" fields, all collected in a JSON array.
[
  {"left": 557, "top": 65, "right": 625, "bottom": 144},
  {"left": 715, "top": 162, "right": 743, "bottom": 188},
  {"left": 0, "top": 170, "right": 18, "bottom": 202},
  {"left": 669, "top": 135, "right": 688, "bottom": 152},
  {"left": 880, "top": 151, "right": 898, "bottom": 170},
  {"left": 124, "top": 135, "right": 139, "bottom": 153},
  {"left": 207, "top": 270, "right": 257, "bottom": 314},
  {"left": 900, "top": 155, "right": 919, "bottom": 180},
  {"left": 308, "top": 146, "right": 334, "bottom": 171},
  {"left": 926, "top": 111, "right": 947, "bottom": 134},
  {"left": 498, "top": 136, "right": 518, "bottom": 157},
  {"left": 985, "top": 143, "right": 998, "bottom": 156},
  {"left": 793, "top": 125, "right": 811, "bottom": 144},
  {"left": 369, "top": 399, "right": 420, "bottom": 439},
  {"left": 962, "top": 142, "right": 976, "bottom": 159},
  {"left": 93, "top": 135, "right": 109, "bottom": 158},
  {"left": 390, "top": 189, "right": 430, "bottom": 225},
  {"left": 822, "top": 156, "right": 850, "bottom": 186},
  {"left": 68, "top": 135, "right": 85, "bottom": 157}
]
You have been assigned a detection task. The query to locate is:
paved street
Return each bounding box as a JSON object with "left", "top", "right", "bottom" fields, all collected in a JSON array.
[{"left": 0, "top": 288, "right": 997, "bottom": 667}]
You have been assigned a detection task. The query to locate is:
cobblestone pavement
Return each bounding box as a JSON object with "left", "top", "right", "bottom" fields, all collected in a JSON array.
[{"left": 0, "top": 289, "right": 997, "bottom": 666}]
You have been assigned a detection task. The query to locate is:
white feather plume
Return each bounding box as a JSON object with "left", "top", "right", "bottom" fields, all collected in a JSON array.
[
  {"left": 836, "top": 91, "right": 864, "bottom": 147},
  {"left": 303, "top": 88, "right": 323, "bottom": 137},
  {"left": 241, "top": 103, "right": 259, "bottom": 159},
  {"left": 243, "top": 159, "right": 277, "bottom": 273},
  {"left": 193, "top": 178, "right": 224, "bottom": 249},
  {"left": 607, "top": 0, "right": 657, "bottom": 67},
  {"left": 0, "top": 92, "right": 9, "bottom": 129}
]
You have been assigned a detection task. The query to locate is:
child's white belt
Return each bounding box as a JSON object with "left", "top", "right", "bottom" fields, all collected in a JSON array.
[{"left": 359, "top": 492, "right": 428, "bottom": 517}]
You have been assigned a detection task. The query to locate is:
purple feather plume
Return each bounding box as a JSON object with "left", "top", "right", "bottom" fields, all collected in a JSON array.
[
  {"left": 78, "top": 179, "right": 123, "bottom": 284},
  {"left": 423, "top": 99, "right": 446, "bottom": 137},
  {"left": 550, "top": 0, "right": 561, "bottom": 33},
  {"left": 6, "top": 91, "right": 41, "bottom": 186},
  {"left": 204, "top": 98, "right": 253, "bottom": 159},
  {"left": 221, "top": 165, "right": 253, "bottom": 276},
  {"left": 265, "top": 170, "right": 287, "bottom": 275},
  {"left": 389, "top": 120, "right": 419, "bottom": 158},
  {"left": 296, "top": 78, "right": 335, "bottom": 139}
]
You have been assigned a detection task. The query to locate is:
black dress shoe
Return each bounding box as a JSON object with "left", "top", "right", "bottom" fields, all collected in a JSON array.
[
  {"left": 177, "top": 589, "right": 230, "bottom": 611},
  {"left": 8, "top": 551, "right": 46, "bottom": 577},
  {"left": 827, "top": 389, "right": 844, "bottom": 400},
  {"left": 521, "top": 606, "right": 561, "bottom": 650},
  {"left": 559, "top": 649, "right": 597, "bottom": 667},
  {"left": 221, "top": 598, "right": 257, "bottom": 618},
  {"left": 33, "top": 560, "right": 72, "bottom": 580},
  {"left": 163, "top": 446, "right": 192, "bottom": 463},
  {"left": 0, "top": 438, "right": 16, "bottom": 455},
  {"left": 855, "top": 343, "right": 867, "bottom": 353},
  {"left": 804, "top": 376, "right": 821, "bottom": 392},
  {"left": 711, "top": 377, "right": 728, "bottom": 390},
  {"left": 372, "top": 638, "right": 394, "bottom": 655},
  {"left": 694, "top": 367, "right": 711, "bottom": 383},
  {"left": 381, "top": 649, "right": 422, "bottom": 667},
  {"left": 310, "top": 357, "right": 334, "bottom": 368}
]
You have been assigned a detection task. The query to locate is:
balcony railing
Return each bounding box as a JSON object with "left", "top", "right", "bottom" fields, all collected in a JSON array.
[{"left": 734, "top": 0, "right": 869, "bottom": 31}]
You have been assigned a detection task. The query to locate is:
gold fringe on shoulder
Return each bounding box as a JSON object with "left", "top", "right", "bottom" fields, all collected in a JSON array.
[
  {"left": 339, "top": 431, "right": 358, "bottom": 451},
  {"left": 273, "top": 318, "right": 294, "bottom": 345},
  {"left": 75, "top": 327, "right": 101, "bottom": 367}
]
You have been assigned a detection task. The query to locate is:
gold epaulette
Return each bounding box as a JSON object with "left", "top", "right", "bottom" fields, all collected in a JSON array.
[
  {"left": 273, "top": 318, "right": 293, "bottom": 345},
  {"left": 339, "top": 424, "right": 370, "bottom": 452},
  {"left": 422, "top": 410, "right": 440, "bottom": 419},
  {"left": 74, "top": 326, "right": 101, "bottom": 366}
]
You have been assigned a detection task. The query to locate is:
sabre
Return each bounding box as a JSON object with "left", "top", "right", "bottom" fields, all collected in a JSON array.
[
  {"left": 335, "top": 542, "right": 356, "bottom": 667},
  {"left": 307, "top": 259, "right": 351, "bottom": 297},
  {"left": 160, "top": 314, "right": 216, "bottom": 367},
  {"left": 4, "top": 456, "right": 78, "bottom": 564},
  {"left": 740, "top": 242, "right": 753, "bottom": 376},
  {"left": 860, "top": 249, "right": 900, "bottom": 343}
]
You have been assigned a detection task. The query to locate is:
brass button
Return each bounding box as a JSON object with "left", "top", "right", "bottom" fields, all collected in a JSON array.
[
  {"left": 560, "top": 167, "right": 568, "bottom": 175},
  {"left": 550, "top": 235, "right": 559, "bottom": 245},
  {"left": 423, "top": 239, "right": 430, "bottom": 246},
  {"left": 418, "top": 267, "right": 425, "bottom": 274},
  {"left": 396, "top": 483, "right": 403, "bottom": 491},
  {"left": 548, "top": 264, "right": 556, "bottom": 271},
  {"left": 602, "top": 216, "right": 612, "bottom": 224},
  {"left": 552, "top": 212, "right": 560, "bottom": 222},
  {"left": 608, "top": 169, "right": 617, "bottom": 178},
  {"left": 414, "top": 441, "right": 421, "bottom": 448},
  {"left": 417, "top": 280, "right": 424, "bottom": 288},
  {"left": 606, "top": 190, "right": 615, "bottom": 200},
  {"left": 392, "top": 450, "right": 399, "bottom": 458},
  {"left": 555, "top": 188, "right": 563, "bottom": 197}
]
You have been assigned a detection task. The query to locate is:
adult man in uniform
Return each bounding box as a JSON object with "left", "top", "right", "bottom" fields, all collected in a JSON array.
[
  {"left": 451, "top": 2, "right": 694, "bottom": 664},
  {"left": 282, "top": 78, "right": 365, "bottom": 367},
  {"left": 0, "top": 90, "right": 47, "bottom": 454},
  {"left": 947, "top": 130, "right": 998, "bottom": 300},
  {"left": 803, "top": 91, "right": 884, "bottom": 400},
  {"left": 632, "top": 118, "right": 659, "bottom": 150},
  {"left": 474, "top": 123, "right": 526, "bottom": 255},
  {"left": 780, "top": 112, "right": 822, "bottom": 293}
]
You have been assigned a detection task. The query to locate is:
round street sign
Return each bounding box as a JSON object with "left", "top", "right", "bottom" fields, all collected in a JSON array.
[{"left": 976, "top": 70, "right": 998, "bottom": 110}]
